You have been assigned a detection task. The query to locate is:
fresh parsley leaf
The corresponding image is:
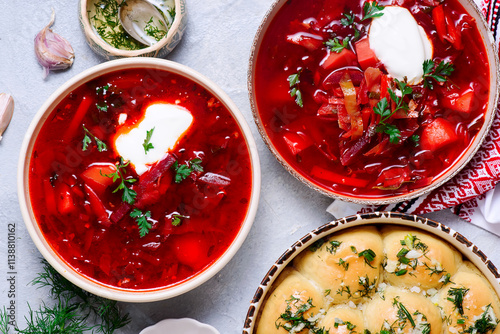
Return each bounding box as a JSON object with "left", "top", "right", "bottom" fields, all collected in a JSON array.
[
  {"left": 173, "top": 158, "right": 204, "bottom": 183},
  {"left": 96, "top": 102, "right": 108, "bottom": 112},
  {"left": 374, "top": 97, "right": 391, "bottom": 119},
  {"left": 288, "top": 73, "right": 300, "bottom": 87},
  {"left": 377, "top": 123, "right": 401, "bottom": 144},
  {"left": 291, "top": 88, "right": 303, "bottom": 108},
  {"left": 341, "top": 12, "right": 356, "bottom": 26},
  {"left": 423, "top": 59, "right": 455, "bottom": 89},
  {"left": 410, "top": 134, "right": 420, "bottom": 146},
  {"left": 325, "top": 37, "right": 350, "bottom": 53},
  {"left": 171, "top": 214, "right": 189, "bottom": 226},
  {"left": 143, "top": 127, "right": 155, "bottom": 154},
  {"left": 373, "top": 79, "right": 413, "bottom": 144},
  {"left": 190, "top": 158, "right": 203, "bottom": 172},
  {"left": 101, "top": 158, "right": 137, "bottom": 204},
  {"left": 362, "top": 1, "right": 384, "bottom": 21},
  {"left": 130, "top": 209, "right": 152, "bottom": 238},
  {"left": 288, "top": 72, "right": 303, "bottom": 108},
  {"left": 96, "top": 84, "right": 110, "bottom": 94},
  {"left": 82, "top": 133, "right": 92, "bottom": 151},
  {"left": 82, "top": 125, "right": 107, "bottom": 152}
]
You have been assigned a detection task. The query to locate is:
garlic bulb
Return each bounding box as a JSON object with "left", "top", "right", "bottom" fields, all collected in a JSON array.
[
  {"left": 0, "top": 94, "right": 14, "bottom": 142},
  {"left": 34, "top": 10, "right": 75, "bottom": 79}
]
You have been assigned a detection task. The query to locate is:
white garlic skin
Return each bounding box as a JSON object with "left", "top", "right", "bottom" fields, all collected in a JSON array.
[
  {"left": 0, "top": 94, "right": 14, "bottom": 142},
  {"left": 34, "top": 10, "right": 75, "bottom": 79}
]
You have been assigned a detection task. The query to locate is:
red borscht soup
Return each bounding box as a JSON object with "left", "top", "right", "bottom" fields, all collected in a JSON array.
[
  {"left": 254, "top": 0, "right": 490, "bottom": 198},
  {"left": 29, "top": 68, "right": 253, "bottom": 289}
]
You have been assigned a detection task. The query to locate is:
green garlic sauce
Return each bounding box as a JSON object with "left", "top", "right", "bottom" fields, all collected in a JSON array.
[{"left": 88, "top": 0, "right": 175, "bottom": 50}]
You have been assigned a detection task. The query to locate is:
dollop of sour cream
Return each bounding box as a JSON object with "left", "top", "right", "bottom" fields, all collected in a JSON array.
[
  {"left": 114, "top": 103, "right": 193, "bottom": 175},
  {"left": 369, "top": 6, "right": 433, "bottom": 84}
]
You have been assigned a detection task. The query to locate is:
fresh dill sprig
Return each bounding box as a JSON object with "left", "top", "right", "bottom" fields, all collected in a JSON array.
[{"left": 0, "top": 260, "right": 130, "bottom": 334}]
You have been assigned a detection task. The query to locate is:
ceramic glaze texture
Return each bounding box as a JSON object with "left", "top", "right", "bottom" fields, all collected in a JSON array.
[
  {"left": 248, "top": 0, "right": 500, "bottom": 205},
  {"left": 243, "top": 212, "right": 500, "bottom": 333},
  {"left": 17, "top": 58, "right": 261, "bottom": 303}
]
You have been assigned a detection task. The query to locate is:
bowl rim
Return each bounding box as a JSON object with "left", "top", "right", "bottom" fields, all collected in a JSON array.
[
  {"left": 79, "top": 0, "right": 185, "bottom": 57},
  {"left": 247, "top": 0, "right": 500, "bottom": 205},
  {"left": 17, "top": 57, "right": 261, "bottom": 303},
  {"left": 139, "top": 318, "right": 220, "bottom": 334},
  {"left": 242, "top": 211, "right": 500, "bottom": 333}
]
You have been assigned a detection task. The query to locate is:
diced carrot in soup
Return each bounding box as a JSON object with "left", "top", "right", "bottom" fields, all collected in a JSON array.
[
  {"left": 355, "top": 38, "right": 379, "bottom": 70},
  {"left": 442, "top": 90, "right": 475, "bottom": 113},
  {"left": 420, "top": 118, "right": 458, "bottom": 151},
  {"left": 81, "top": 163, "right": 117, "bottom": 194},
  {"left": 320, "top": 49, "right": 358, "bottom": 71}
]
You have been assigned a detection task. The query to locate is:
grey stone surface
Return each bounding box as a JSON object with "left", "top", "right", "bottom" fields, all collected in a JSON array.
[{"left": 0, "top": 0, "right": 498, "bottom": 333}]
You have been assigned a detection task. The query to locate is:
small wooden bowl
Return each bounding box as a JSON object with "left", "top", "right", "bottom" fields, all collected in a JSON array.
[{"left": 78, "top": 0, "right": 187, "bottom": 59}]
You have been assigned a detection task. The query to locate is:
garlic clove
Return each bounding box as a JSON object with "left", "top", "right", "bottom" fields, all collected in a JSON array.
[
  {"left": 35, "top": 9, "right": 75, "bottom": 79},
  {"left": 0, "top": 94, "right": 14, "bottom": 142}
]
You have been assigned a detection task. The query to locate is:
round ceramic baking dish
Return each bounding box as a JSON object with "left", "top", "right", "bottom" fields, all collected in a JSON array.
[{"left": 243, "top": 212, "right": 500, "bottom": 332}]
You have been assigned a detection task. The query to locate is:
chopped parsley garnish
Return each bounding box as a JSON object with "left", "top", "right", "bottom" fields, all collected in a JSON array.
[
  {"left": 463, "top": 305, "right": 499, "bottom": 334},
  {"left": 96, "top": 84, "right": 110, "bottom": 94},
  {"left": 326, "top": 240, "right": 342, "bottom": 254},
  {"left": 101, "top": 158, "right": 137, "bottom": 204},
  {"left": 288, "top": 72, "right": 303, "bottom": 108},
  {"left": 362, "top": 1, "right": 385, "bottom": 21},
  {"left": 96, "top": 101, "right": 108, "bottom": 112},
  {"left": 144, "top": 16, "right": 168, "bottom": 41},
  {"left": 326, "top": 36, "right": 350, "bottom": 53},
  {"left": 341, "top": 12, "right": 356, "bottom": 27},
  {"left": 423, "top": 59, "right": 455, "bottom": 90},
  {"left": 447, "top": 287, "right": 469, "bottom": 316},
  {"left": 130, "top": 209, "right": 152, "bottom": 238},
  {"left": 410, "top": 134, "right": 420, "bottom": 147},
  {"left": 374, "top": 79, "right": 412, "bottom": 144},
  {"left": 82, "top": 125, "right": 107, "bottom": 152},
  {"left": 171, "top": 214, "right": 189, "bottom": 227},
  {"left": 358, "top": 249, "right": 376, "bottom": 268},
  {"left": 143, "top": 127, "right": 155, "bottom": 154},
  {"left": 172, "top": 158, "right": 203, "bottom": 183}
]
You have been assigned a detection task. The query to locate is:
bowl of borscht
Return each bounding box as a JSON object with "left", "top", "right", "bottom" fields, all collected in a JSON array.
[
  {"left": 18, "top": 58, "right": 261, "bottom": 302},
  {"left": 249, "top": 0, "right": 499, "bottom": 204}
]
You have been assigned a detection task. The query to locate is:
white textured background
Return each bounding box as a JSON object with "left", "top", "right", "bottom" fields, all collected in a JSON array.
[{"left": 0, "top": 0, "right": 499, "bottom": 333}]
